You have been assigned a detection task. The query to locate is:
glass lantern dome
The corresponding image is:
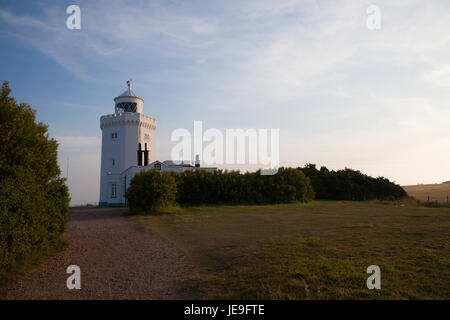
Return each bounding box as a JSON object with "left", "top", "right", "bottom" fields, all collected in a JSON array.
[
  {"left": 115, "top": 101, "right": 137, "bottom": 113},
  {"left": 113, "top": 80, "right": 144, "bottom": 114}
]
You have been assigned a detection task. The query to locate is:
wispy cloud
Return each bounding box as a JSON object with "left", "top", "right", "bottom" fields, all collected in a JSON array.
[
  {"left": 0, "top": 1, "right": 219, "bottom": 81},
  {"left": 3, "top": 0, "right": 450, "bottom": 102}
]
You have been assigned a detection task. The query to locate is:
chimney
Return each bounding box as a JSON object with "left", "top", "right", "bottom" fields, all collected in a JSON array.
[
  {"left": 137, "top": 143, "right": 142, "bottom": 166},
  {"left": 195, "top": 154, "right": 200, "bottom": 168},
  {"left": 144, "top": 143, "right": 149, "bottom": 166}
]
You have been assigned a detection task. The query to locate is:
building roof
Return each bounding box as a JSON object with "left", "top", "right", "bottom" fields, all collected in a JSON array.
[
  {"left": 163, "top": 160, "right": 194, "bottom": 167},
  {"left": 114, "top": 80, "right": 143, "bottom": 101},
  {"left": 118, "top": 87, "right": 139, "bottom": 98},
  {"left": 121, "top": 160, "right": 218, "bottom": 176}
]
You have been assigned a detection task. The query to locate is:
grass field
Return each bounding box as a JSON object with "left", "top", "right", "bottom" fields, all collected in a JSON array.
[
  {"left": 403, "top": 183, "right": 450, "bottom": 203},
  {"left": 132, "top": 201, "right": 450, "bottom": 300}
]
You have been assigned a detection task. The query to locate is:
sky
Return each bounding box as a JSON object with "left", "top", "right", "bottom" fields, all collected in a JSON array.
[{"left": 1, "top": 0, "right": 450, "bottom": 205}]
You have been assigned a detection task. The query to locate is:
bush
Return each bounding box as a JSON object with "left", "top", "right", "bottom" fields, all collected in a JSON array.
[
  {"left": 298, "top": 164, "right": 407, "bottom": 201},
  {"left": 126, "top": 167, "right": 314, "bottom": 213},
  {"left": 126, "top": 169, "right": 177, "bottom": 214},
  {"left": 0, "top": 81, "right": 70, "bottom": 283}
]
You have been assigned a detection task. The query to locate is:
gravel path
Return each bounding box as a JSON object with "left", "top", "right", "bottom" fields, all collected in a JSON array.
[{"left": 1, "top": 207, "right": 192, "bottom": 299}]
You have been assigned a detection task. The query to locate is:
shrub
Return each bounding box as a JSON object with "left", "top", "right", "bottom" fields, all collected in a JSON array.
[
  {"left": 298, "top": 164, "right": 407, "bottom": 201},
  {"left": 126, "top": 169, "right": 177, "bottom": 214},
  {"left": 0, "top": 81, "right": 70, "bottom": 283}
]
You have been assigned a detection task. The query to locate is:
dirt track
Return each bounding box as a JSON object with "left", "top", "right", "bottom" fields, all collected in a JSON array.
[{"left": 1, "top": 207, "right": 192, "bottom": 300}]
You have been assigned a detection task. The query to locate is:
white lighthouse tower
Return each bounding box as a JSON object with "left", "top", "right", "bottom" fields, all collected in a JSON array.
[{"left": 99, "top": 81, "right": 157, "bottom": 206}]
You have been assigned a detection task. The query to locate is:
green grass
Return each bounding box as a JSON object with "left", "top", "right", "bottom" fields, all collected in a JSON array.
[{"left": 131, "top": 201, "right": 450, "bottom": 299}]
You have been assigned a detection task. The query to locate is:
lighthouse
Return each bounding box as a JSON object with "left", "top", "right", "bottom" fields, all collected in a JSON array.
[{"left": 99, "top": 81, "right": 157, "bottom": 206}]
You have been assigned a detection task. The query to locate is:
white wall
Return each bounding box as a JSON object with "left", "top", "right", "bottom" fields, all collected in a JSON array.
[{"left": 99, "top": 107, "right": 157, "bottom": 205}]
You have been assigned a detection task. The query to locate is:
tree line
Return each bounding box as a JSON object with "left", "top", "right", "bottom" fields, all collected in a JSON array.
[
  {"left": 298, "top": 164, "right": 406, "bottom": 201},
  {"left": 126, "top": 164, "right": 407, "bottom": 214}
]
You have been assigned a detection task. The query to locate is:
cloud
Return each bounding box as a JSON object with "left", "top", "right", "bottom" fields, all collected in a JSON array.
[
  {"left": 0, "top": 1, "right": 220, "bottom": 81},
  {"left": 3, "top": 0, "right": 450, "bottom": 103},
  {"left": 0, "top": 8, "right": 57, "bottom": 31}
]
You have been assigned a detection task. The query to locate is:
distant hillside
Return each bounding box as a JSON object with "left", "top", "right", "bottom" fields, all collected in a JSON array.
[{"left": 443, "top": 181, "right": 450, "bottom": 184}]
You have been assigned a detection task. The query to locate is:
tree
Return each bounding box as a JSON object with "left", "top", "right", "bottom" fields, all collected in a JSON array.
[
  {"left": 0, "top": 81, "right": 70, "bottom": 282},
  {"left": 298, "top": 164, "right": 407, "bottom": 201}
]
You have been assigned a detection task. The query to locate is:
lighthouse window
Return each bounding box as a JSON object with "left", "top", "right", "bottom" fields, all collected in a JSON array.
[
  {"left": 115, "top": 102, "right": 137, "bottom": 113},
  {"left": 112, "top": 159, "right": 115, "bottom": 166},
  {"left": 111, "top": 132, "right": 117, "bottom": 139},
  {"left": 111, "top": 183, "right": 117, "bottom": 198}
]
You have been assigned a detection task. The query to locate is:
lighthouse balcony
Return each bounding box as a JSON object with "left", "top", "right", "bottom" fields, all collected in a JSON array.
[{"left": 100, "top": 112, "right": 157, "bottom": 130}]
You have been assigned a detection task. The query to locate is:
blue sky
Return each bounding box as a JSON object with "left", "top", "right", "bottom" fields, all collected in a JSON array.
[{"left": 1, "top": 0, "right": 450, "bottom": 205}]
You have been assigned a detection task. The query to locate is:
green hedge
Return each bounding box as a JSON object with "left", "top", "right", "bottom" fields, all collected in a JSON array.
[
  {"left": 175, "top": 167, "right": 314, "bottom": 206},
  {"left": 126, "top": 167, "right": 315, "bottom": 214},
  {"left": 0, "top": 81, "right": 70, "bottom": 283}
]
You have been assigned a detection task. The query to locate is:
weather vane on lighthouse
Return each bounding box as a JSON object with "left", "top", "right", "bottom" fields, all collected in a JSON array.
[{"left": 126, "top": 79, "right": 132, "bottom": 90}]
